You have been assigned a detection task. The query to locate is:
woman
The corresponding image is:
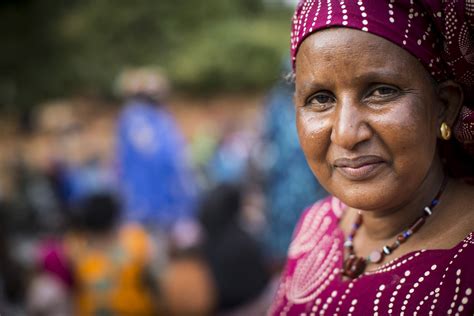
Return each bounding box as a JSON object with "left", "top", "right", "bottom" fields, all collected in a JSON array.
[{"left": 270, "top": 1, "right": 474, "bottom": 315}]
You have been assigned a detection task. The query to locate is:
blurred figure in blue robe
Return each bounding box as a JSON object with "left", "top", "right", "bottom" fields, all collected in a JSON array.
[{"left": 116, "top": 68, "right": 198, "bottom": 232}]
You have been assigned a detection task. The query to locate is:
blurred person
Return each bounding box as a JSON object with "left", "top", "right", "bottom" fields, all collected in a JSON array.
[
  {"left": 10, "top": 109, "right": 67, "bottom": 232},
  {"left": 0, "top": 124, "right": 67, "bottom": 315},
  {"left": 26, "top": 233, "right": 74, "bottom": 316},
  {"left": 64, "top": 193, "right": 162, "bottom": 315},
  {"left": 19, "top": 102, "right": 118, "bottom": 315},
  {"left": 198, "top": 183, "right": 271, "bottom": 315},
  {"left": 34, "top": 100, "right": 118, "bottom": 206},
  {"left": 61, "top": 158, "right": 117, "bottom": 206},
  {"left": 11, "top": 100, "right": 116, "bottom": 234},
  {"left": 115, "top": 67, "right": 198, "bottom": 233},
  {"left": 260, "top": 65, "right": 327, "bottom": 268},
  {"left": 24, "top": 215, "right": 74, "bottom": 316}
]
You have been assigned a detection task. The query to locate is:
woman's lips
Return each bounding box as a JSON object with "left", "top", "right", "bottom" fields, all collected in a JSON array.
[{"left": 333, "top": 156, "right": 386, "bottom": 181}]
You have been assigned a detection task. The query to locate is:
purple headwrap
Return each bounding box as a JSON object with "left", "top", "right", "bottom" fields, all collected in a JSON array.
[{"left": 290, "top": 0, "right": 474, "bottom": 177}]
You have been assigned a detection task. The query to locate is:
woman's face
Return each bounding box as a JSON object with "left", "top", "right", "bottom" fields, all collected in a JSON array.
[{"left": 295, "top": 28, "right": 443, "bottom": 211}]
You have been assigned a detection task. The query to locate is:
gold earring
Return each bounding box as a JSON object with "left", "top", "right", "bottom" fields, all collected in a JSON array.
[{"left": 440, "top": 122, "right": 451, "bottom": 140}]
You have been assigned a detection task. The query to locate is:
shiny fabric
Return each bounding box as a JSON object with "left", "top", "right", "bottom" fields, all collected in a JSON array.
[
  {"left": 269, "top": 196, "right": 474, "bottom": 315},
  {"left": 290, "top": 0, "right": 474, "bottom": 173}
]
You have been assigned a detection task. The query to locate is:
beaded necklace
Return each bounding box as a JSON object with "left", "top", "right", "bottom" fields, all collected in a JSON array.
[{"left": 342, "top": 176, "right": 448, "bottom": 279}]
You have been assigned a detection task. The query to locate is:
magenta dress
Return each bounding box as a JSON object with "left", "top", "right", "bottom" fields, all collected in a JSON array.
[{"left": 269, "top": 196, "right": 474, "bottom": 315}]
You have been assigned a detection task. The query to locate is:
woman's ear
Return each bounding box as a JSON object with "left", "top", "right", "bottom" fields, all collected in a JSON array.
[{"left": 436, "top": 80, "right": 464, "bottom": 126}]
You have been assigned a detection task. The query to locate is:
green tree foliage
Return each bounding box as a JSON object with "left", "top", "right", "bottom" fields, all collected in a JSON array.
[{"left": 0, "top": 0, "right": 292, "bottom": 110}]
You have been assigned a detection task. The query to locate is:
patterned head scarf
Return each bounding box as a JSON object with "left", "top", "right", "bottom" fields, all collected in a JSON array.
[{"left": 290, "top": 0, "right": 474, "bottom": 178}]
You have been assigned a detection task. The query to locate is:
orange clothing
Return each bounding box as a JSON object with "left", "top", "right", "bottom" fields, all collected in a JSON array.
[{"left": 65, "top": 224, "right": 158, "bottom": 316}]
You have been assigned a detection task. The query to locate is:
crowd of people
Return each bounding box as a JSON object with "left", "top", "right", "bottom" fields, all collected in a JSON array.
[{"left": 0, "top": 67, "right": 325, "bottom": 315}]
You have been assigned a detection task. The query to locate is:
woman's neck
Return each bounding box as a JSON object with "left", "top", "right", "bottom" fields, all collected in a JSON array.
[{"left": 353, "top": 160, "right": 447, "bottom": 241}]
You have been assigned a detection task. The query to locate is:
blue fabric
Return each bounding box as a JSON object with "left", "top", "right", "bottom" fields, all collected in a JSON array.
[
  {"left": 61, "top": 160, "right": 117, "bottom": 204},
  {"left": 117, "top": 99, "right": 197, "bottom": 229},
  {"left": 207, "top": 133, "right": 251, "bottom": 185},
  {"left": 262, "top": 82, "right": 328, "bottom": 261}
]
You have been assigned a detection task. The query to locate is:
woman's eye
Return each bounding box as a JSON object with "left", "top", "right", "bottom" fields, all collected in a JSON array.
[
  {"left": 372, "top": 86, "right": 398, "bottom": 97},
  {"left": 306, "top": 92, "right": 335, "bottom": 110}
]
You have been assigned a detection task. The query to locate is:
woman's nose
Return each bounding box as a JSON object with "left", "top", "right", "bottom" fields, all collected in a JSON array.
[{"left": 330, "top": 99, "right": 373, "bottom": 150}]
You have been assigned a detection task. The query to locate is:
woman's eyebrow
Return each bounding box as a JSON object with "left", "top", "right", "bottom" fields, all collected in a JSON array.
[
  {"left": 296, "top": 69, "right": 401, "bottom": 91},
  {"left": 351, "top": 69, "right": 404, "bottom": 84},
  {"left": 294, "top": 81, "right": 327, "bottom": 98}
]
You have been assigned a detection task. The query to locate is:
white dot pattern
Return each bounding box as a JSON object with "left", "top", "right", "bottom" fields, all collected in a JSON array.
[
  {"left": 269, "top": 197, "right": 474, "bottom": 315},
  {"left": 290, "top": 0, "right": 473, "bottom": 86}
]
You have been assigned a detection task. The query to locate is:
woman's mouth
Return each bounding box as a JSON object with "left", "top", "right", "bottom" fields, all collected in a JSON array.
[{"left": 333, "top": 156, "right": 386, "bottom": 181}]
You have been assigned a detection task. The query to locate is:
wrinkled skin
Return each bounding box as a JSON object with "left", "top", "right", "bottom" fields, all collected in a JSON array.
[
  {"left": 295, "top": 28, "right": 444, "bottom": 212},
  {"left": 294, "top": 28, "right": 472, "bottom": 261}
]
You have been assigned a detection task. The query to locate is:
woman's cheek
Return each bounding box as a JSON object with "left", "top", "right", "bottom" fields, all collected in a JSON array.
[
  {"left": 297, "top": 110, "right": 329, "bottom": 140},
  {"left": 297, "top": 112, "right": 331, "bottom": 170},
  {"left": 379, "top": 102, "right": 433, "bottom": 157}
]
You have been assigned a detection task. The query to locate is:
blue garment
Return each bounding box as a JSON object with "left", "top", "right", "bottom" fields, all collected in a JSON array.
[
  {"left": 117, "top": 99, "right": 197, "bottom": 229},
  {"left": 207, "top": 132, "right": 252, "bottom": 185},
  {"left": 61, "top": 159, "right": 117, "bottom": 204},
  {"left": 262, "top": 82, "right": 327, "bottom": 261}
]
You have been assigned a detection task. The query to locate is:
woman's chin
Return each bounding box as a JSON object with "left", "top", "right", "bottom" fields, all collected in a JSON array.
[
  {"left": 339, "top": 196, "right": 391, "bottom": 212},
  {"left": 330, "top": 181, "right": 403, "bottom": 212}
]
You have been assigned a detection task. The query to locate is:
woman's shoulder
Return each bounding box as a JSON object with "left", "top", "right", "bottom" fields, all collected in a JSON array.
[
  {"left": 292, "top": 195, "right": 345, "bottom": 234},
  {"left": 287, "top": 195, "right": 344, "bottom": 259}
]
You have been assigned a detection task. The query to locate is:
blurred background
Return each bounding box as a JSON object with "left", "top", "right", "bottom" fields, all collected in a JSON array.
[{"left": 0, "top": 0, "right": 328, "bottom": 315}]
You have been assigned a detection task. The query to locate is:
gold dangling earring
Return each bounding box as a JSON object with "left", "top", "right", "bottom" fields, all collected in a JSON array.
[{"left": 440, "top": 122, "right": 451, "bottom": 140}]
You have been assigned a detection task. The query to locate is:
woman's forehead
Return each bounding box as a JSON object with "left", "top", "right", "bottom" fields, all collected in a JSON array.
[
  {"left": 298, "top": 28, "right": 407, "bottom": 62},
  {"left": 295, "top": 28, "right": 425, "bottom": 81}
]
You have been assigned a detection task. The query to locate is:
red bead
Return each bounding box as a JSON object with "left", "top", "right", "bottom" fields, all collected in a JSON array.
[
  {"left": 397, "top": 235, "right": 407, "bottom": 243},
  {"left": 342, "top": 255, "right": 366, "bottom": 279}
]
